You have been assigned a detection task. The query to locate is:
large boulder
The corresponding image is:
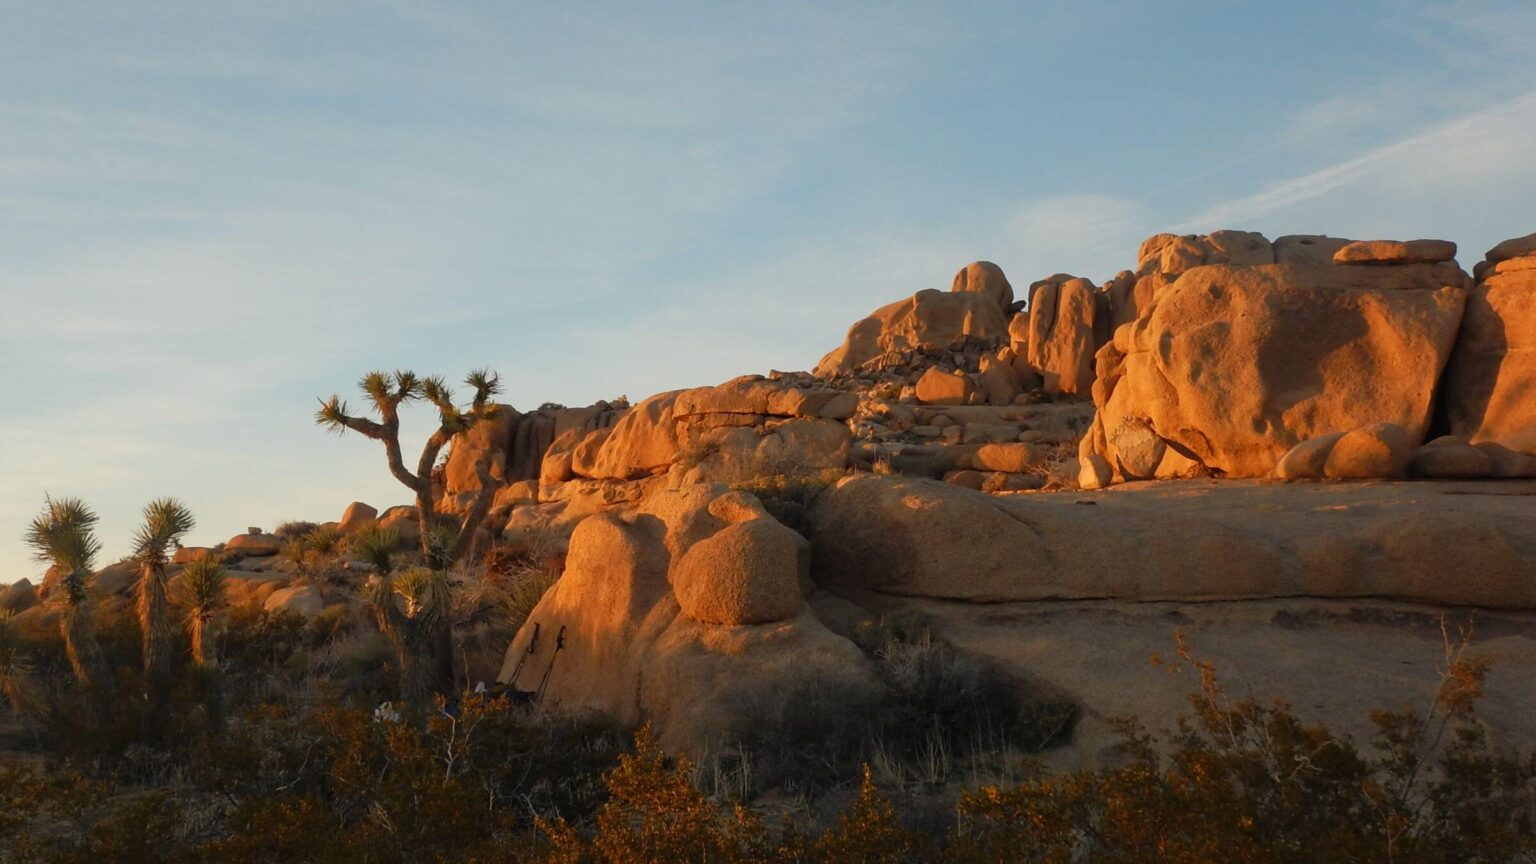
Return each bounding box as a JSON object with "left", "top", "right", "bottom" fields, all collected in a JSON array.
[
  {"left": 338, "top": 501, "right": 377, "bottom": 532},
  {"left": 816, "top": 289, "right": 1010, "bottom": 375},
  {"left": 1442, "top": 232, "right": 1536, "bottom": 450},
  {"left": 671, "top": 517, "right": 808, "bottom": 626},
  {"left": 1087, "top": 253, "right": 1469, "bottom": 480},
  {"left": 263, "top": 584, "right": 324, "bottom": 619},
  {"left": 496, "top": 485, "right": 873, "bottom": 754},
  {"left": 950, "top": 260, "right": 1014, "bottom": 311},
  {"left": 1026, "top": 275, "right": 1100, "bottom": 397},
  {"left": 811, "top": 474, "right": 1536, "bottom": 609}
]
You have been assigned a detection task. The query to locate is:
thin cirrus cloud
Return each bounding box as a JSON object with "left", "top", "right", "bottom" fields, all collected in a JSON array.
[{"left": 1180, "top": 88, "right": 1536, "bottom": 242}]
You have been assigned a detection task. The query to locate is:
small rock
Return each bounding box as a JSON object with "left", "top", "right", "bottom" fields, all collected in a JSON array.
[
  {"left": 1409, "top": 437, "right": 1493, "bottom": 479},
  {"left": 1274, "top": 432, "right": 1346, "bottom": 480},
  {"left": 1078, "top": 453, "right": 1113, "bottom": 490},
  {"left": 972, "top": 442, "right": 1047, "bottom": 474},
  {"left": 1333, "top": 239, "right": 1457, "bottom": 265},
  {"left": 915, "top": 367, "right": 975, "bottom": 406},
  {"left": 226, "top": 532, "right": 282, "bottom": 558},
  {"left": 1323, "top": 423, "right": 1416, "bottom": 479},
  {"left": 264, "top": 584, "right": 325, "bottom": 619}
]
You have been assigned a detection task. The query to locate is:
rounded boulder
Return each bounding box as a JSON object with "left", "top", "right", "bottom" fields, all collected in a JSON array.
[
  {"left": 670, "top": 518, "right": 804, "bottom": 626},
  {"left": 1409, "top": 437, "right": 1493, "bottom": 479},
  {"left": 1324, "top": 423, "right": 1416, "bottom": 479}
]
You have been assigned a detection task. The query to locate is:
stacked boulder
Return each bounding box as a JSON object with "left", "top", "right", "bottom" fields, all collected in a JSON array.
[
  {"left": 496, "top": 484, "right": 875, "bottom": 754},
  {"left": 814, "top": 261, "right": 1015, "bottom": 376},
  {"left": 1080, "top": 232, "right": 1473, "bottom": 486}
]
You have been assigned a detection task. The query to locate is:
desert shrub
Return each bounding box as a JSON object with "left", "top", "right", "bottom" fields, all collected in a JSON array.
[
  {"left": 725, "top": 612, "right": 1073, "bottom": 797},
  {"left": 729, "top": 671, "right": 888, "bottom": 794},
  {"left": 815, "top": 766, "right": 927, "bottom": 864},
  {"left": 541, "top": 724, "right": 780, "bottom": 864},
  {"left": 272, "top": 520, "right": 317, "bottom": 540},
  {"left": 944, "top": 630, "right": 1536, "bottom": 864},
  {"left": 730, "top": 468, "right": 846, "bottom": 537}
]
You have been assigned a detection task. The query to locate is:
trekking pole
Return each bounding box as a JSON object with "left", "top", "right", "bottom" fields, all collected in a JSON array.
[
  {"left": 507, "top": 622, "right": 540, "bottom": 688},
  {"left": 535, "top": 626, "right": 567, "bottom": 704}
]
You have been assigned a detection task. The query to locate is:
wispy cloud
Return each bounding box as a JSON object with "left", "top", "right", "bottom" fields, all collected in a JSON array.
[{"left": 1179, "top": 89, "right": 1536, "bottom": 232}]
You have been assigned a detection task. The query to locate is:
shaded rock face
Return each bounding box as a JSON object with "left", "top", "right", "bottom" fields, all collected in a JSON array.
[
  {"left": 1442, "top": 232, "right": 1536, "bottom": 450},
  {"left": 1085, "top": 253, "right": 1469, "bottom": 480},
  {"left": 811, "top": 474, "right": 1536, "bottom": 610},
  {"left": 496, "top": 485, "right": 872, "bottom": 754}
]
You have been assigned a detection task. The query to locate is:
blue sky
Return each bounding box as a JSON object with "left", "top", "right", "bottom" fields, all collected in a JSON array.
[{"left": 3, "top": 1, "right": 1535, "bottom": 580}]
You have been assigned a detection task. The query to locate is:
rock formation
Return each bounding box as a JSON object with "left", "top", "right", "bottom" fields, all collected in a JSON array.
[
  {"left": 496, "top": 484, "right": 874, "bottom": 753},
  {"left": 1081, "top": 232, "right": 1471, "bottom": 482},
  {"left": 18, "top": 225, "right": 1526, "bottom": 766}
]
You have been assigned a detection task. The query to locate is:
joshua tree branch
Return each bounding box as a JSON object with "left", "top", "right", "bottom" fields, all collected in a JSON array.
[{"left": 447, "top": 453, "right": 499, "bottom": 566}]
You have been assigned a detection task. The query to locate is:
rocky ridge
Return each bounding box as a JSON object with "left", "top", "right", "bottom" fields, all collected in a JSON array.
[{"left": 14, "top": 228, "right": 1536, "bottom": 763}]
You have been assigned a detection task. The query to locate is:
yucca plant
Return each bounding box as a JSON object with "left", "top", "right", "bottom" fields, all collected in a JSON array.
[
  {"left": 0, "top": 612, "right": 49, "bottom": 727},
  {"left": 351, "top": 523, "right": 401, "bottom": 576},
  {"left": 315, "top": 369, "right": 503, "bottom": 568},
  {"left": 23, "top": 497, "right": 110, "bottom": 699},
  {"left": 132, "top": 498, "right": 194, "bottom": 692},
  {"left": 368, "top": 566, "right": 453, "bottom": 723},
  {"left": 178, "top": 557, "right": 227, "bottom": 669}
]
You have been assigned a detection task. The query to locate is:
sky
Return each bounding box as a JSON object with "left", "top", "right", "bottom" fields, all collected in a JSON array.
[{"left": 3, "top": 0, "right": 1535, "bottom": 580}]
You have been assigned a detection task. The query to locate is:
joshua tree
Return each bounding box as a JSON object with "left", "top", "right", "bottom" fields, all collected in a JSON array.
[
  {"left": 178, "top": 557, "right": 227, "bottom": 669},
  {"left": 132, "top": 498, "right": 195, "bottom": 692},
  {"left": 368, "top": 566, "right": 453, "bottom": 723},
  {"left": 23, "top": 497, "right": 110, "bottom": 700},
  {"left": 316, "top": 369, "right": 503, "bottom": 568}
]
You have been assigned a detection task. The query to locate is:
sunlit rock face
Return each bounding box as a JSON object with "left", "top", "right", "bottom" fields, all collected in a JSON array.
[{"left": 1081, "top": 231, "right": 1472, "bottom": 482}]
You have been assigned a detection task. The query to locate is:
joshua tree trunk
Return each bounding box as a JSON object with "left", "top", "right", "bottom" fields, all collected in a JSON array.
[
  {"left": 190, "top": 615, "right": 218, "bottom": 669},
  {"left": 138, "top": 562, "right": 173, "bottom": 690},
  {"left": 61, "top": 604, "right": 111, "bottom": 700}
]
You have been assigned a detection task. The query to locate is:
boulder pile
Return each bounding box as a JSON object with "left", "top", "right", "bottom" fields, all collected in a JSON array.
[{"left": 495, "top": 484, "right": 874, "bottom": 753}]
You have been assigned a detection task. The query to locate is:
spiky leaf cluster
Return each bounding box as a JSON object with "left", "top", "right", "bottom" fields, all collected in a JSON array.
[
  {"left": 23, "top": 497, "right": 102, "bottom": 605},
  {"left": 132, "top": 498, "right": 195, "bottom": 565},
  {"left": 315, "top": 368, "right": 503, "bottom": 434},
  {"left": 352, "top": 524, "right": 401, "bottom": 575},
  {"left": 391, "top": 567, "right": 451, "bottom": 624},
  {"left": 178, "top": 557, "right": 227, "bottom": 619}
]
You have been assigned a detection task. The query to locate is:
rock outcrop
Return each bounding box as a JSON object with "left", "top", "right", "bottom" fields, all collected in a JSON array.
[
  {"left": 1442, "top": 231, "right": 1536, "bottom": 450},
  {"left": 812, "top": 473, "right": 1536, "bottom": 609},
  {"left": 496, "top": 484, "right": 873, "bottom": 753},
  {"left": 815, "top": 262, "right": 1012, "bottom": 376},
  {"left": 1083, "top": 234, "right": 1470, "bottom": 481}
]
